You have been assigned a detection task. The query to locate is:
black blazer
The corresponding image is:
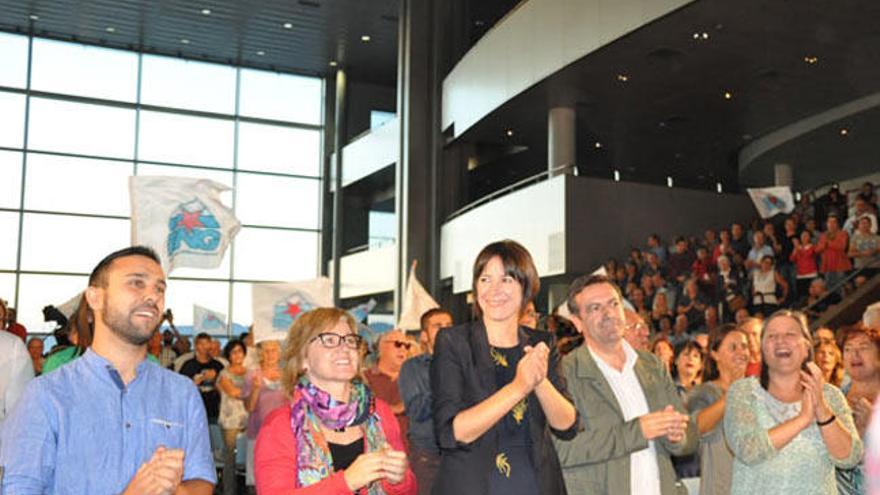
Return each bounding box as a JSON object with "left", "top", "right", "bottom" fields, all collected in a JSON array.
[{"left": 430, "top": 321, "right": 578, "bottom": 495}]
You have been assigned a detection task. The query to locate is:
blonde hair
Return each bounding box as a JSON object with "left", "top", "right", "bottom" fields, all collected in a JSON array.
[{"left": 280, "top": 307, "right": 359, "bottom": 396}]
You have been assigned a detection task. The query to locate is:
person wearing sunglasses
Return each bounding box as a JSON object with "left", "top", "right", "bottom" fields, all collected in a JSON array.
[
  {"left": 254, "top": 307, "right": 416, "bottom": 495},
  {"left": 365, "top": 329, "right": 413, "bottom": 451}
]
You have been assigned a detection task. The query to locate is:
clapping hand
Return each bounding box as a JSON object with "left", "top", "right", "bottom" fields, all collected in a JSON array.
[
  {"left": 513, "top": 342, "right": 550, "bottom": 395},
  {"left": 639, "top": 405, "right": 689, "bottom": 443},
  {"left": 344, "top": 443, "right": 409, "bottom": 491},
  {"left": 122, "top": 446, "right": 185, "bottom": 495}
]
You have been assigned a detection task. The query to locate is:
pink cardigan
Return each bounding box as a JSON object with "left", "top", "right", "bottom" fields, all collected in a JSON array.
[{"left": 255, "top": 397, "right": 417, "bottom": 495}]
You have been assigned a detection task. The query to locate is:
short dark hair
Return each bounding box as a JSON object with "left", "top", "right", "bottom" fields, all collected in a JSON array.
[
  {"left": 223, "top": 339, "right": 247, "bottom": 360},
  {"left": 88, "top": 246, "right": 161, "bottom": 287},
  {"left": 471, "top": 240, "right": 540, "bottom": 319},
  {"left": 420, "top": 308, "right": 452, "bottom": 332},
  {"left": 195, "top": 332, "right": 212, "bottom": 342},
  {"left": 566, "top": 274, "right": 621, "bottom": 316}
]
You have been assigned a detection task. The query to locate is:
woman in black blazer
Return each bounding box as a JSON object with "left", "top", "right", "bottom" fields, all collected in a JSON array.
[{"left": 430, "top": 240, "right": 578, "bottom": 495}]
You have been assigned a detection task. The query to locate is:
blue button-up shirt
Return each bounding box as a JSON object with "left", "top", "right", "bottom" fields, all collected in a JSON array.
[
  {"left": 398, "top": 353, "right": 439, "bottom": 455},
  {"left": 0, "top": 348, "right": 215, "bottom": 494}
]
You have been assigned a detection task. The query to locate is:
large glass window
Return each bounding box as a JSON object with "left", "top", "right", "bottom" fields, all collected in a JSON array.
[
  {"left": 25, "top": 155, "right": 133, "bottom": 215},
  {"left": 31, "top": 38, "right": 138, "bottom": 102},
  {"left": 138, "top": 110, "right": 234, "bottom": 167},
  {"left": 28, "top": 97, "right": 136, "bottom": 158},
  {"left": 2, "top": 34, "right": 324, "bottom": 335},
  {"left": 0, "top": 33, "right": 29, "bottom": 89},
  {"left": 239, "top": 69, "right": 323, "bottom": 125},
  {"left": 140, "top": 55, "right": 236, "bottom": 114},
  {"left": 0, "top": 92, "right": 26, "bottom": 149}
]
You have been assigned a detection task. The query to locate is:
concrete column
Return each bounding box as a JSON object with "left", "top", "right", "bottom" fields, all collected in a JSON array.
[
  {"left": 548, "top": 106, "right": 576, "bottom": 176},
  {"left": 774, "top": 163, "right": 793, "bottom": 188},
  {"left": 331, "top": 68, "right": 346, "bottom": 305}
]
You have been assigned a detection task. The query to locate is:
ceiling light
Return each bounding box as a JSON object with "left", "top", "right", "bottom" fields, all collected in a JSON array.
[
  {"left": 613, "top": 170, "right": 621, "bottom": 182},
  {"left": 701, "top": 32, "right": 709, "bottom": 40},
  {"left": 283, "top": 22, "right": 293, "bottom": 29},
  {"left": 804, "top": 55, "right": 818, "bottom": 64},
  {"left": 594, "top": 142, "right": 602, "bottom": 149},
  {"left": 716, "top": 182, "right": 723, "bottom": 193},
  {"left": 840, "top": 128, "right": 849, "bottom": 136},
  {"left": 256, "top": 50, "right": 266, "bottom": 56},
  {"left": 361, "top": 35, "right": 371, "bottom": 42},
  {"left": 723, "top": 91, "right": 733, "bottom": 100},
  {"left": 201, "top": 8, "right": 212, "bottom": 15},
  {"left": 667, "top": 176, "right": 674, "bottom": 188},
  {"left": 180, "top": 38, "right": 190, "bottom": 45},
  {"left": 692, "top": 32, "right": 699, "bottom": 40},
  {"left": 105, "top": 26, "right": 116, "bottom": 33},
  {"left": 505, "top": 129, "right": 514, "bottom": 137},
  {"left": 29, "top": 14, "right": 39, "bottom": 20},
  {"left": 329, "top": 60, "right": 337, "bottom": 67},
  {"left": 617, "top": 74, "right": 629, "bottom": 82}
]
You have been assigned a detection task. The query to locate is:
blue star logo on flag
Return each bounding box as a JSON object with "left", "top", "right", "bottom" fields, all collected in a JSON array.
[
  {"left": 272, "top": 292, "right": 316, "bottom": 330},
  {"left": 167, "top": 199, "right": 222, "bottom": 258},
  {"left": 201, "top": 313, "right": 224, "bottom": 331},
  {"left": 761, "top": 193, "right": 788, "bottom": 215}
]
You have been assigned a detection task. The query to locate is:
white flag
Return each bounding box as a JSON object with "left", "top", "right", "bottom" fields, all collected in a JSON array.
[
  {"left": 193, "top": 304, "right": 227, "bottom": 335},
  {"left": 57, "top": 291, "right": 84, "bottom": 319},
  {"left": 252, "top": 278, "right": 334, "bottom": 344},
  {"left": 129, "top": 176, "right": 241, "bottom": 273},
  {"left": 747, "top": 186, "right": 795, "bottom": 219},
  {"left": 396, "top": 261, "right": 439, "bottom": 331}
]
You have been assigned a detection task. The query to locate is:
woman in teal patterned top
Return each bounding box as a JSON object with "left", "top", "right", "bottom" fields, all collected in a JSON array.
[{"left": 724, "top": 310, "right": 862, "bottom": 495}]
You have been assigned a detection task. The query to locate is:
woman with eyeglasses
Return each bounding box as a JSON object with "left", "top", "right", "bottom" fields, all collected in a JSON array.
[
  {"left": 365, "top": 330, "right": 413, "bottom": 451},
  {"left": 254, "top": 307, "right": 416, "bottom": 495},
  {"left": 431, "top": 240, "right": 578, "bottom": 495}
]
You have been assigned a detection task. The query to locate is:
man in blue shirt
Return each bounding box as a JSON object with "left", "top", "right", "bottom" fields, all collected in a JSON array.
[
  {"left": 0, "top": 246, "right": 215, "bottom": 495},
  {"left": 398, "top": 307, "right": 453, "bottom": 495}
]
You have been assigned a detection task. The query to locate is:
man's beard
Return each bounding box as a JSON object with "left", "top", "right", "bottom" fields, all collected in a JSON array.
[{"left": 102, "top": 299, "right": 157, "bottom": 346}]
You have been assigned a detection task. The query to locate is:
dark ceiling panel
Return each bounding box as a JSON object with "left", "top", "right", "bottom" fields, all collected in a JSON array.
[{"left": 0, "top": 0, "right": 400, "bottom": 85}]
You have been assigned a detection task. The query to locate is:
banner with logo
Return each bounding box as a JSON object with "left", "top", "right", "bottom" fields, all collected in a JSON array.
[
  {"left": 193, "top": 304, "right": 227, "bottom": 335},
  {"left": 129, "top": 176, "right": 241, "bottom": 273},
  {"left": 747, "top": 186, "right": 796, "bottom": 219},
  {"left": 396, "top": 261, "right": 439, "bottom": 331},
  {"left": 251, "top": 277, "right": 334, "bottom": 344}
]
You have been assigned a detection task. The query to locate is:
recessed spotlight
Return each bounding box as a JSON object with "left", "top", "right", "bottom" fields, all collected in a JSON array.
[
  {"left": 716, "top": 182, "right": 723, "bottom": 193},
  {"left": 613, "top": 170, "right": 621, "bottom": 182},
  {"left": 283, "top": 22, "right": 293, "bottom": 29},
  {"left": 29, "top": 14, "right": 39, "bottom": 20},
  {"left": 105, "top": 26, "right": 116, "bottom": 33},
  {"left": 840, "top": 128, "right": 849, "bottom": 136},
  {"left": 692, "top": 32, "right": 699, "bottom": 39},
  {"left": 201, "top": 8, "right": 212, "bottom": 15},
  {"left": 256, "top": 50, "right": 266, "bottom": 56},
  {"left": 804, "top": 55, "right": 818, "bottom": 64},
  {"left": 475, "top": 20, "right": 485, "bottom": 27},
  {"left": 180, "top": 38, "right": 190, "bottom": 45},
  {"left": 723, "top": 91, "right": 733, "bottom": 100},
  {"left": 361, "top": 35, "right": 371, "bottom": 42},
  {"left": 594, "top": 142, "right": 602, "bottom": 149},
  {"left": 667, "top": 176, "right": 674, "bottom": 188},
  {"left": 505, "top": 129, "right": 514, "bottom": 137},
  {"left": 702, "top": 32, "right": 709, "bottom": 40},
  {"left": 617, "top": 74, "right": 629, "bottom": 82},
  {"left": 329, "top": 60, "right": 338, "bottom": 67}
]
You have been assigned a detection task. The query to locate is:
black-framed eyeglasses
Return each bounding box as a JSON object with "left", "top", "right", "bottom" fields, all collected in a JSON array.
[{"left": 312, "top": 333, "right": 363, "bottom": 349}]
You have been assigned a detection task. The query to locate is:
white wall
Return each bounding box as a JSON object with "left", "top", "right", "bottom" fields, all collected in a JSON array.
[
  {"left": 330, "top": 117, "right": 399, "bottom": 189},
  {"left": 440, "top": 176, "right": 566, "bottom": 294},
  {"left": 442, "top": 0, "right": 694, "bottom": 138},
  {"left": 332, "top": 243, "right": 396, "bottom": 299}
]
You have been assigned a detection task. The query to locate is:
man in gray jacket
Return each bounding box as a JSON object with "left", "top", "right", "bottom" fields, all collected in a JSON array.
[{"left": 554, "top": 274, "right": 697, "bottom": 495}]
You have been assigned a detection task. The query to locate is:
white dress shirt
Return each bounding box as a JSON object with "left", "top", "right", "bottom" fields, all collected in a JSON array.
[{"left": 588, "top": 340, "right": 662, "bottom": 495}]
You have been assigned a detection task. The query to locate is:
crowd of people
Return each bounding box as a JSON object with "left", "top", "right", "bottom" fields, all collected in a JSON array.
[{"left": 0, "top": 182, "right": 878, "bottom": 495}]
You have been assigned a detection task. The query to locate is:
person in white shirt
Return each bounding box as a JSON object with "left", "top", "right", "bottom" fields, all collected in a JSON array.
[{"left": 553, "top": 274, "right": 697, "bottom": 495}]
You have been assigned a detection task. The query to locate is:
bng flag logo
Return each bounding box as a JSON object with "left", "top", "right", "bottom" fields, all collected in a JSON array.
[
  {"left": 168, "top": 199, "right": 222, "bottom": 258},
  {"left": 272, "top": 292, "right": 315, "bottom": 330}
]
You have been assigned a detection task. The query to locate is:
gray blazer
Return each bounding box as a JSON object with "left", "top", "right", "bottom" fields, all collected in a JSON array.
[{"left": 553, "top": 344, "right": 697, "bottom": 495}]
